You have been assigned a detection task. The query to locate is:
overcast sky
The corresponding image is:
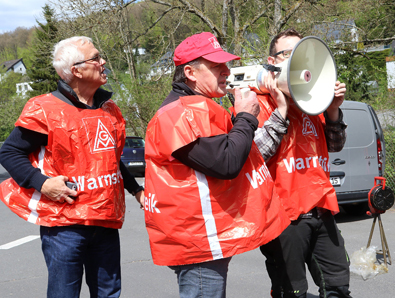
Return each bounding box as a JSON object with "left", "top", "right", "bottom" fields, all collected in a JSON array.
[{"left": 0, "top": 0, "right": 50, "bottom": 33}]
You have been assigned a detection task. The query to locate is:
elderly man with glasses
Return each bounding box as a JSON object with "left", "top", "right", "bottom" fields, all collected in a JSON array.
[{"left": 0, "top": 36, "right": 144, "bottom": 298}]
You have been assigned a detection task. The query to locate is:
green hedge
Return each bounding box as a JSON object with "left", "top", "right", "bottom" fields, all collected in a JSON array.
[{"left": 384, "top": 129, "right": 395, "bottom": 190}]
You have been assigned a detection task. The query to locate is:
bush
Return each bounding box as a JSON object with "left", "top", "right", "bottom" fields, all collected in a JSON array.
[
  {"left": 384, "top": 129, "right": 395, "bottom": 190},
  {"left": 0, "top": 95, "right": 27, "bottom": 141}
]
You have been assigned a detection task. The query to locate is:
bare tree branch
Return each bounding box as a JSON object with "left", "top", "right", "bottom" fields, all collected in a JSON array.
[
  {"left": 122, "top": 0, "right": 141, "bottom": 9},
  {"left": 242, "top": 6, "right": 271, "bottom": 33},
  {"left": 335, "top": 36, "right": 395, "bottom": 46},
  {"left": 129, "top": 6, "right": 178, "bottom": 43},
  {"left": 177, "top": 0, "right": 221, "bottom": 36},
  {"left": 149, "top": 0, "right": 172, "bottom": 8},
  {"left": 277, "top": 1, "right": 304, "bottom": 32},
  {"left": 221, "top": 0, "right": 229, "bottom": 37}
]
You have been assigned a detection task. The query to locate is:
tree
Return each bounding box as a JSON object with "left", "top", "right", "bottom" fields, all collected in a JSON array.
[
  {"left": 0, "top": 96, "right": 26, "bottom": 141},
  {"left": 0, "top": 67, "right": 23, "bottom": 103},
  {"left": 0, "top": 27, "right": 35, "bottom": 61},
  {"left": 27, "top": 4, "right": 60, "bottom": 96},
  {"left": 317, "top": 0, "right": 395, "bottom": 103},
  {"left": 50, "top": 0, "right": 176, "bottom": 137},
  {"left": 113, "top": 76, "right": 171, "bottom": 136},
  {"left": 0, "top": 67, "right": 26, "bottom": 140},
  {"left": 48, "top": 0, "right": 395, "bottom": 135}
]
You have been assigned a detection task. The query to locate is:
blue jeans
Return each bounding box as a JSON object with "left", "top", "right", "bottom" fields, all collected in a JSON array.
[
  {"left": 40, "top": 225, "right": 121, "bottom": 298},
  {"left": 169, "top": 257, "right": 232, "bottom": 298}
]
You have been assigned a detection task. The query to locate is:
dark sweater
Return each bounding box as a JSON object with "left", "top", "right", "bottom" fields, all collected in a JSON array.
[
  {"left": 165, "top": 82, "right": 259, "bottom": 179},
  {"left": 0, "top": 80, "right": 142, "bottom": 195}
]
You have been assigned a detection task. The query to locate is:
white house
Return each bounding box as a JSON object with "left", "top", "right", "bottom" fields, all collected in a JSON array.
[
  {"left": 149, "top": 51, "right": 173, "bottom": 78},
  {"left": 16, "top": 82, "right": 33, "bottom": 96},
  {"left": 132, "top": 48, "right": 146, "bottom": 56},
  {"left": 313, "top": 20, "right": 359, "bottom": 44},
  {"left": 1, "top": 58, "right": 33, "bottom": 96},
  {"left": 386, "top": 57, "right": 395, "bottom": 89},
  {"left": 1, "top": 58, "right": 27, "bottom": 75}
]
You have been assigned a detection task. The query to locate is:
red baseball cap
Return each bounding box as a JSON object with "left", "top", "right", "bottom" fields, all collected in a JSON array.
[{"left": 173, "top": 32, "right": 240, "bottom": 66}]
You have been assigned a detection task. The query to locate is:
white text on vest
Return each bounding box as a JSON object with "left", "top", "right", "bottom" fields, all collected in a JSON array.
[
  {"left": 145, "top": 193, "right": 161, "bottom": 213},
  {"left": 283, "top": 156, "right": 330, "bottom": 173},
  {"left": 71, "top": 170, "right": 123, "bottom": 191},
  {"left": 246, "top": 164, "right": 271, "bottom": 189}
]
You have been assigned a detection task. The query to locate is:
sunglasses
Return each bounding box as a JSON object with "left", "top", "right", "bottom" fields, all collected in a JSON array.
[{"left": 73, "top": 54, "right": 103, "bottom": 66}]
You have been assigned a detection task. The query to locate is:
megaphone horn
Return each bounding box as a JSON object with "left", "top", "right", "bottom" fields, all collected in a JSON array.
[{"left": 226, "top": 36, "right": 337, "bottom": 116}]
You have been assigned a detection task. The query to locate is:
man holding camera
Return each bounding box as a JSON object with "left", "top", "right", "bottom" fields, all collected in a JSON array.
[
  {"left": 0, "top": 36, "right": 144, "bottom": 298},
  {"left": 253, "top": 28, "right": 351, "bottom": 298}
]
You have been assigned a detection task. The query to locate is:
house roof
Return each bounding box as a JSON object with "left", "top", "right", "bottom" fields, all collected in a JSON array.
[
  {"left": 1, "top": 58, "right": 24, "bottom": 71},
  {"left": 151, "top": 51, "right": 173, "bottom": 68},
  {"left": 312, "top": 20, "right": 357, "bottom": 43}
]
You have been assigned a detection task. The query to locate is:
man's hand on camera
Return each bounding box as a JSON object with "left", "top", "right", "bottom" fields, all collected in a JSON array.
[{"left": 41, "top": 175, "right": 77, "bottom": 204}]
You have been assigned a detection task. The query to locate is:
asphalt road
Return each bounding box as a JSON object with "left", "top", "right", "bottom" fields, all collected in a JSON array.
[{"left": 1, "top": 166, "right": 395, "bottom": 297}]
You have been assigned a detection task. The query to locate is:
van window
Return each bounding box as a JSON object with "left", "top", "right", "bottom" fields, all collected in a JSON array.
[{"left": 343, "top": 109, "right": 374, "bottom": 148}]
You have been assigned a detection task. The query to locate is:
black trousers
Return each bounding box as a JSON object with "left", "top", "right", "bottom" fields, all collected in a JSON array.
[{"left": 260, "top": 210, "right": 352, "bottom": 298}]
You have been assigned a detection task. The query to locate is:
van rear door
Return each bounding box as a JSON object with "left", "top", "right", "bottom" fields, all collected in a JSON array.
[{"left": 329, "top": 101, "right": 379, "bottom": 204}]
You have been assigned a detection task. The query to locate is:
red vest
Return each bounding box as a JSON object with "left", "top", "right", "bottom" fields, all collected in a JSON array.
[
  {"left": 254, "top": 89, "right": 339, "bottom": 220},
  {"left": 144, "top": 95, "right": 290, "bottom": 266},
  {"left": 0, "top": 93, "right": 126, "bottom": 228}
]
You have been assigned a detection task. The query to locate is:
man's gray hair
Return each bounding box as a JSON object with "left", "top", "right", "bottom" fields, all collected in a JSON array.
[{"left": 52, "top": 36, "right": 93, "bottom": 83}]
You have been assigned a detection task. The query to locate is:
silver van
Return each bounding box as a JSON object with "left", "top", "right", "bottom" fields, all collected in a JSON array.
[{"left": 329, "top": 100, "right": 385, "bottom": 215}]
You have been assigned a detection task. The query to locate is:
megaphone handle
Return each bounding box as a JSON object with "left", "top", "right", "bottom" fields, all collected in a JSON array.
[
  {"left": 375, "top": 177, "right": 386, "bottom": 189},
  {"left": 240, "top": 88, "right": 250, "bottom": 99},
  {"left": 263, "top": 64, "right": 281, "bottom": 73}
]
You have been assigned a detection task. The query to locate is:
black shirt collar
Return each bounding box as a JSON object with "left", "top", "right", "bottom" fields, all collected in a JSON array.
[
  {"left": 52, "top": 80, "right": 112, "bottom": 109},
  {"left": 160, "top": 82, "right": 201, "bottom": 109},
  {"left": 172, "top": 82, "right": 198, "bottom": 97}
]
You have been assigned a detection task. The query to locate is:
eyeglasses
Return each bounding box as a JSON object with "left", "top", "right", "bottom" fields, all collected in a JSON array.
[
  {"left": 73, "top": 54, "right": 103, "bottom": 66},
  {"left": 273, "top": 49, "right": 292, "bottom": 59}
]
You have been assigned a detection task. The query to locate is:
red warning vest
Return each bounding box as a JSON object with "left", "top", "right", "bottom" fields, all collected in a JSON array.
[
  {"left": 0, "top": 93, "right": 126, "bottom": 228},
  {"left": 144, "top": 95, "right": 290, "bottom": 266},
  {"left": 254, "top": 89, "right": 339, "bottom": 220}
]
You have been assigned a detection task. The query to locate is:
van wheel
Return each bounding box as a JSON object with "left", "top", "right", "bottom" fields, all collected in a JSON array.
[{"left": 341, "top": 203, "right": 369, "bottom": 216}]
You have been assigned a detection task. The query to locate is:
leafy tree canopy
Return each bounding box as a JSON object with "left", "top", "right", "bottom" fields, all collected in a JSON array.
[{"left": 27, "top": 4, "right": 60, "bottom": 97}]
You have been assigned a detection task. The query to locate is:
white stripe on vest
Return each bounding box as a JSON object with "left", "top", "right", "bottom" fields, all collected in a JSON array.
[
  {"left": 27, "top": 146, "right": 45, "bottom": 224},
  {"left": 195, "top": 170, "right": 223, "bottom": 260}
]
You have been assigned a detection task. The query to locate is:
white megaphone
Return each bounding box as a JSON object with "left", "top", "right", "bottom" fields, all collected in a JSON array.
[{"left": 226, "top": 36, "right": 337, "bottom": 115}]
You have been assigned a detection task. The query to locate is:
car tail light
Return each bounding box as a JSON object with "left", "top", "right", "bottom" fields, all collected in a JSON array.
[{"left": 377, "top": 138, "right": 383, "bottom": 172}]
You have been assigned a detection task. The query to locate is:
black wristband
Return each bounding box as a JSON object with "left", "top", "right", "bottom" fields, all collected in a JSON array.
[{"left": 132, "top": 185, "right": 144, "bottom": 196}]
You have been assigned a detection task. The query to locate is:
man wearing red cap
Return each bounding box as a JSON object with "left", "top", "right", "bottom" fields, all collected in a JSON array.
[{"left": 143, "top": 32, "right": 290, "bottom": 297}]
